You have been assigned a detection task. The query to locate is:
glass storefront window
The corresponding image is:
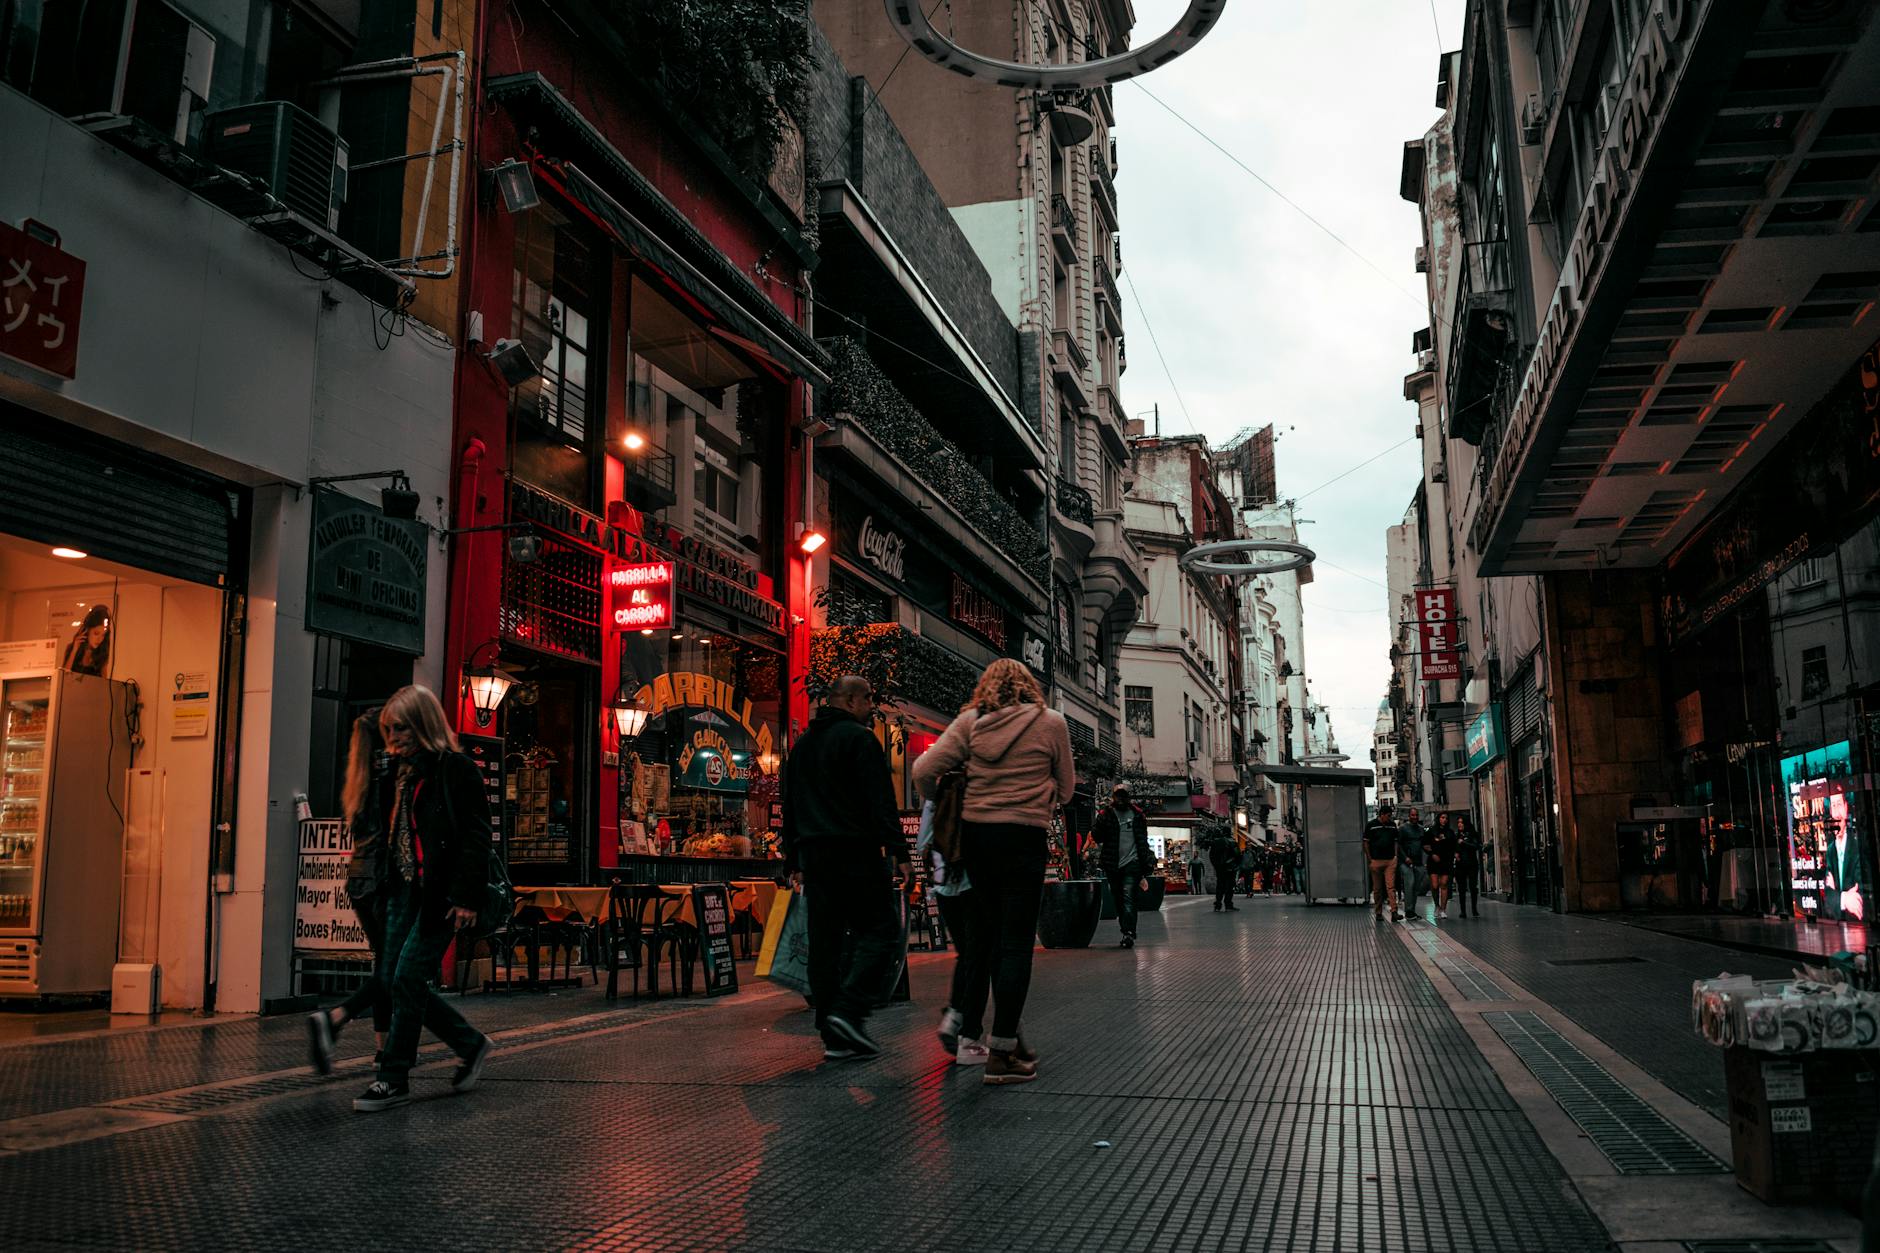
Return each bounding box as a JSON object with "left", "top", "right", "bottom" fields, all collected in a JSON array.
[{"left": 512, "top": 206, "right": 603, "bottom": 509}]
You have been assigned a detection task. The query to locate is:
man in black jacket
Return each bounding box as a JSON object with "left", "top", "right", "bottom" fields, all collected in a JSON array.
[
  {"left": 1093, "top": 786, "right": 1154, "bottom": 948},
  {"left": 1366, "top": 805, "right": 1403, "bottom": 922},
  {"left": 781, "top": 675, "right": 909, "bottom": 1061}
]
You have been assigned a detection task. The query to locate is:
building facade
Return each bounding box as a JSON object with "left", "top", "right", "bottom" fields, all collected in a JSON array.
[{"left": 1402, "top": 0, "right": 1880, "bottom": 914}]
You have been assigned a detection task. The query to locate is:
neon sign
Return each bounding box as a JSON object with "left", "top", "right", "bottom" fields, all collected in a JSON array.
[{"left": 610, "top": 561, "right": 674, "bottom": 630}]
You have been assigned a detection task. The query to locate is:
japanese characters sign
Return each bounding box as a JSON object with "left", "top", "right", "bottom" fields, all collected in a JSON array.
[
  {"left": 1416, "top": 586, "right": 1460, "bottom": 681},
  {"left": 0, "top": 221, "right": 85, "bottom": 379}
]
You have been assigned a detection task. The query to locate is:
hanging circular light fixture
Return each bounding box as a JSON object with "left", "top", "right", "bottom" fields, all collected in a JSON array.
[
  {"left": 883, "top": 0, "right": 1227, "bottom": 89},
  {"left": 1178, "top": 538, "right": 1315, "bottom": 577}
]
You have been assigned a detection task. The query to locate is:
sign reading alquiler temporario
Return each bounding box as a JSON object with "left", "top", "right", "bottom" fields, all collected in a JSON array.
[{"left": 307, "top": 489, "right": 428, "bottom": 656}]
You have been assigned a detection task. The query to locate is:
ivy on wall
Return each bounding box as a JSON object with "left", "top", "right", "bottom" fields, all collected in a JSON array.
[
  {"left": 821, "top": 337, "right": 1049, "bottom": 585},
  {"left": 601, "top": 1, "right": 811, "bottom": 187},
  {"left": 808, "top": 624, "right": 981, "bottom": 716}
]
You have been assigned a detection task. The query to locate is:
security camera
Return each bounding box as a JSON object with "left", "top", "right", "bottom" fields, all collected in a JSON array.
[
  {"left": 486, "top": 338, "right": 540, "bottom": 388},
  {"left": 507, "top": 530, "right": 544, "bottom": 564}
]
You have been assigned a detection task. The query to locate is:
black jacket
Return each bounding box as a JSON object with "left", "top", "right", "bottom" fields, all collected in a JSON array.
[
  {"left": 389, "top": 750, "right": 492, "bottom": 921},
  {"left": 1092, "top": 802, "right": 1153, "bottom": 874},
  {"left": 1364, "top": 818, "right": 1399, "bottom": 861},
  {"left": 1207, "top": 837, "right": 1241, "bottom": 871},
  {"left": 780, "top": 706, "right": 905, "bottom": 872}
]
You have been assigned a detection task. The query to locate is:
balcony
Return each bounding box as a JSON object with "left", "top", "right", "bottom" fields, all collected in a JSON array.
[
  {"left": 1053, "top": 476, "right": 1096, "bottom": 559},
  {"left": 1050, "top": 328, "right": 1091, "bottom": 410},
  {"left": 1055, "top": 477, "right": 1095, "bottom": 526},
  {"left": 1094, "top": 384, "right": 1128, "bottom": 460},
  {"left": 821, "top": 337, "right": 1048, "bottom": 594},
  {"left": 1444, "top": 236, "right": 1517, "bottom": 447},
  {"left": 1088, "top": 143, "right": 1118, "bottom": 231},
  {"left": 621, "top": 443, "right": 678, "bottom": 512},
  {"left": 1050, "top": 192, "right": 1078, "bottom": 265},
  {"left": 809, "top": 624, "right": 981, "bottom": 716},
  {"left": 1094, "top": 257, "right": 1122, "bottom": 335}
]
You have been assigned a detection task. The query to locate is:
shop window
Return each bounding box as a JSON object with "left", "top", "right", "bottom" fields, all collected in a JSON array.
[
  {"left": 1054, "top": 578, "right": 1079, "bottom": 664},
  {"left": 511, "top": 206, "right": 604, "bottom": 510},
  {"left": 1125, "top": 685, "right": 1155, "bottom": 736},
  {"left": 826, "top": 569, "right": 891, "bottom": 627},
  {"left": 694, "top": 435, "right": 742, "bottom": 528}
]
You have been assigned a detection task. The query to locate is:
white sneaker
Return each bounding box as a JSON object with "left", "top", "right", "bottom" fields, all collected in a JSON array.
[{"left": 954, "top": 1037, "right": 991, "bottom": 1066}]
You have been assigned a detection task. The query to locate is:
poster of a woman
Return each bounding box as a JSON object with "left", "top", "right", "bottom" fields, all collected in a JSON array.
[{"left": 61, "top": 605, "right": 111, "bottom": 676}]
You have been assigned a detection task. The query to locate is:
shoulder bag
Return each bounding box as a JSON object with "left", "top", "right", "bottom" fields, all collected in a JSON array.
[{"left": 929, "top": 706, "right": 1040, "bottom": 868}]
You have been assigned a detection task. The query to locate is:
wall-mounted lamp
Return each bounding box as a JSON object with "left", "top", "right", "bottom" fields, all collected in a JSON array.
[
  {"left": 758, "top": 748, "right": 779, "bottom": 776},
  {"left": 623, "top": 431, "right": 647, "bottom": 451},
  {"left": 796, "top": 524, "right": 826, "bottom": 555},
  {"left": 309, "top": 469, "right": 421, "bottom": 520},
  {"left": 487, "top": 158, "right": 540, "bottom": 214},
  {"left": 484, "top": 338, "right": 541, "bottom": 388},
  {"left": 462, "top": 647, "right": 515, "bottom": 728},
  {"left": 611, "top": 680, "right": 650, "bottom": 740}
]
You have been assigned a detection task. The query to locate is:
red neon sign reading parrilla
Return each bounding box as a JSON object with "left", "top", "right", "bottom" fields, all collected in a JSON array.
[{"left": 610, "top": 561, "right": 674, "bottom": 629}]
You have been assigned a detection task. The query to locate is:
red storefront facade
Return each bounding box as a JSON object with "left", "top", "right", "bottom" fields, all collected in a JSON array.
[{"left": 444, "top": 1, "right": 823, "bottom": 883}]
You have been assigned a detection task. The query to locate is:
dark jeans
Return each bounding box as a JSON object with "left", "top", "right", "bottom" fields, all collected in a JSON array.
[
  {"left": 801, "top": 842, "right": 901, "bottom": 1036},
  {"left": 1106, "top": 866, "right": 1140, "bottom": 939},
  {"left": 961, "top": 821, "right": 1046, "bottom": 1048},
  {"left": 933, "top": 889, "right": 980, "bottom": 1040},
  {"left": 1456, "top": 858, "right": 1481, "bottom": 914},
  {"left": 335, "top": 892, "right": 391, "bottom": 1034},
  {"left": 378, "top": 885, "right": 485, "bottom": 1084},
  {"left": 1213, "top": 867, "right": 1236, "bottom": 909}
]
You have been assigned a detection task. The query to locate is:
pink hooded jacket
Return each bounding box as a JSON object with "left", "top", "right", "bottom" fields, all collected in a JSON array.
[{"left": 912, "top": 702, "right": 1076, "bottom": 830}]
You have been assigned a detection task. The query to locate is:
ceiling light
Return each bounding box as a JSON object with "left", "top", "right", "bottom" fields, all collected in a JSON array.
[{"left": 51, "top": 547, "right": 87, "bottom": 559}]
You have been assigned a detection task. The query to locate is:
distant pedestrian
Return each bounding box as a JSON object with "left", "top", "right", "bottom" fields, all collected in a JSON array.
[
  {"left": 1093, "top": 786, "right": 1153, "bottom": 949},
  {"left": 1399, "top": 807, "right": 1429, "bottom": 921},
  {"left": 1366, "top": 805, "right": 1402, "bottom": 921},
  {"left": 914, "top": 659, "right": 1074, "bottom": 1086},
  {"left": 915, "top": 798, "right": 987, "bottom": 1066},
  {"left": 1209, "top": 834, "right": 1240, "bottom": 912},
  {"left": 352, "top": 685, "right": 494, "bottom": 1113},
  {"left": 1188, "top": 841, "right": 1210, "bottom": 896},
  {"left": 308, "top": 709, "right": 393, "bottom": 1075},
  {"left": 1426, "top": 815, "right": 1456, "bottom": 920},
  {"left": 781, "top": 675, "right": 909, "bottom": 1062},
  {"left": 1454, "top": 816, "right": 1485, "bottom": 918}
]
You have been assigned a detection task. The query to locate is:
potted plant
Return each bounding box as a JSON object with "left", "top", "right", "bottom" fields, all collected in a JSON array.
[{"left": 1036, "top": 879, "right": 1102, "bottom": 948}]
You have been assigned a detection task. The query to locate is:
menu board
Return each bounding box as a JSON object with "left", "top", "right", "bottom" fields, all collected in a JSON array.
[
  {"left": 900, "top": 812, "right": 944, "bottom": 948},
  {"left": 691, "top": 883, "right": 738, "bottom": 996},
  {"left": 459, "top": 734, "right": 505, "bottom": 827}
]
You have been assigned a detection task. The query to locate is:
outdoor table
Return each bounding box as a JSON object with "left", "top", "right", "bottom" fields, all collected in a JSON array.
[{"left": 510, "top": 886, "right": 617, "bottom": 988}]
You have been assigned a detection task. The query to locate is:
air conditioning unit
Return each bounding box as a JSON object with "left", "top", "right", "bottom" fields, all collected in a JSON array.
[
  {"left": 205, "top": 101, "right": 350, "bottom": 231},
  {"left": 38, "top": 0, "right": 216, "bottom": 145},
  {"left": 1520, "top": 92, "right": 1544, "bottom": 145},
  {"left": 1414, "top": 245, "right": 1428, "bottom": 273},
  {"left": 1416, "top": 348, "right": 1436, "bottom": 374}
]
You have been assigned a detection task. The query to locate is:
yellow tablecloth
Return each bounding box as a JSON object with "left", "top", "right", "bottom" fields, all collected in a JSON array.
[
  {"left": 730, "top": 879, "right": 780, "bottom": 926},
  {"left": 513, "top": 885, "right": 615, "bottom": 924}
]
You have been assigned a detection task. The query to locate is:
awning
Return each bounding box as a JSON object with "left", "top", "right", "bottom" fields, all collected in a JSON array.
[
  {"left": 1245, "top": 762, "right": 1375, "bottom": 786},
  {"left": 487, "top": 72, "right": 829, "bottom": 386}
]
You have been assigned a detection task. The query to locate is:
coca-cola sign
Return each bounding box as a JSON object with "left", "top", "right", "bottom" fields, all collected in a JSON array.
[{"left": 857, "top": 515, "right": 906, "bottom": 581}]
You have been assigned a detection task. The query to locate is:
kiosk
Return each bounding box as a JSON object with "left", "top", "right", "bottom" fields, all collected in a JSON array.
[{"left": 1247, "top": 763, "right": 1375, "bottom": 905}]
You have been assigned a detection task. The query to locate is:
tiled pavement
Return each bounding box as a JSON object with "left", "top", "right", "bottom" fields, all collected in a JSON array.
[{"left": 0, "top": 896, "right": 1620, "bottom": 1252}]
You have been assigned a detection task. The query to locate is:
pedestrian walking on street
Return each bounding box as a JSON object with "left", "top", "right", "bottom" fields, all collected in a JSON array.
[
  {"left": 1209, "top": 833, "right": 1240, "bottom": 912},
  {"left": 913, "top": 659, "right": 1074, "bottom": 1086},
  {"left": 915, "top": 798, "right": 987, "bottom": 1066},
  {"left": 1426, "top": 815, "right": 1456, "bottom": 919},
  {"left": 1455, "top": 816, "right": 1485, "bottom": 918},
  {"left": 353, "top": 685, "right": 495, "bottom": 1113},
  {"left": 308, "top": 709, "right": 394, "bottom": 1075},
  {"left": 1399, "top": 808, "right": 1429, "bottom": 921},
  {"left": 1366, "top": 805, "right": 1403, "bottom": 921},
  {"left": 1093, "top": 785, "right": 1153, "bottom": 949},
  {"left": 780, "top": 675, "right": 909, "bottom": 1063}
]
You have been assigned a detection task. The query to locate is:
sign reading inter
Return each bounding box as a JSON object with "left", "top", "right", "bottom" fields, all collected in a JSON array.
[{"left": 307, "top": 489, "right": 428, "bottom": 655}]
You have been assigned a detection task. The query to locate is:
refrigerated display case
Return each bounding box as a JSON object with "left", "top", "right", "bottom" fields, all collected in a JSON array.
[{"left": 0, "top": 666, "right": 132, "bottom": 998}]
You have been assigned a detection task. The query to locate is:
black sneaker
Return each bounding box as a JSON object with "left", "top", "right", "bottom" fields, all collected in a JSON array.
[
  {"left": 823, "top": 1014, "right": 880, "bottom": 1058},
  {"left": 307, "top": 1010, "right": 337, "bottom": 1076},
  {"left": 822, "top": 1042, "right": 862, "bottom": 1061},
  {"left": 352, "top": 1081, "right": 410, "bottom": 1113},
  {"left": 452, "top": 1037, "right": 495, "bottom": 1093}
]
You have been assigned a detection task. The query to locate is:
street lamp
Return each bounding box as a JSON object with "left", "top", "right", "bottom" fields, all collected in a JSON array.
[
  {"left": 611, "top": 681, "right": 650, "bottom": 741},
  {"left": 462, "top": 661, "right": 514, "bottom": 728}
]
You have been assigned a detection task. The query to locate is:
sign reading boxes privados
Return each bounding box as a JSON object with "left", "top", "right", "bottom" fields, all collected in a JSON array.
[
  {"left": 295, "top": 819, "right": 370, "bottom": 955},
  {"left": 307, "top": 489, "right": 428, "bottom": 655}
]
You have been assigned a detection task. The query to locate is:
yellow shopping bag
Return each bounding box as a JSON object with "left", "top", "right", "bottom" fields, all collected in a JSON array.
[{"left": 755, "top": 887, "right": 793, "bottom": 977}]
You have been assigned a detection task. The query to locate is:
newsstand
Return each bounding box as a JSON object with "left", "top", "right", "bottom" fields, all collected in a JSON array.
[{"left": 1696, "top": 975, "right": 1880, "bottom": 1208}]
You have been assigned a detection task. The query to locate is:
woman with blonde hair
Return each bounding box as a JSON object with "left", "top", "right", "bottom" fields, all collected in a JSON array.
[
  {"left": 351, "top": 684, "right": 496, "bottom": 1113},
  {"left": 912, "top": 658, "right": 1074, "bottom": 1085},
  {"left": 307, "top": 708, "right": 393, "bottom": 1074}
]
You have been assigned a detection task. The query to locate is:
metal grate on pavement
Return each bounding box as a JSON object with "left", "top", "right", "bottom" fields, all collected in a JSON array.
[
  {"left": 1485, "top": 1010, "right": 1727, "bottom": 1175},
  {"left": 1682, "top": 1242, "right": 1839, "bottom": 1252},
  {"left": 1409, "top": 928, "right": 1513, "bottom": 1001}
]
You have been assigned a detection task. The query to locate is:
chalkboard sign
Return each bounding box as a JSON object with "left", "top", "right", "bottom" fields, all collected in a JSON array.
[{"left": 691, "top": 882, "right": 738, "bottom": 996}]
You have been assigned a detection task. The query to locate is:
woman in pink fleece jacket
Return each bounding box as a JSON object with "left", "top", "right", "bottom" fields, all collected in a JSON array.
[{"left": 913, "top": 659, "right": 1075, "bottom": 1085}]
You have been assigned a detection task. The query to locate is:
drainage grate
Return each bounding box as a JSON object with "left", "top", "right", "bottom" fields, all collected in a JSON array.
[
  {"left": 1409, "top": 929, "right": 1513, "bottom": 1001},
  {"left": 1683, "top": 1243, "right": 1838, "bottom": 1253},
  {"left": 1546, "top": 956, "right": 1645, "bottom": 966},
  {"left": 1485, "top": 1010, "right": 1727, "bottom": 1174}
]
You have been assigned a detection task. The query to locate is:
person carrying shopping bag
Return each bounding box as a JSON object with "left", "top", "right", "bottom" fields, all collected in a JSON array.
[
  {"left": 916, "top": 797, "right": 988, "bottom": 1065},
  {"left": 913, "top": 659, "right": 1074, "bottom": 1086}
]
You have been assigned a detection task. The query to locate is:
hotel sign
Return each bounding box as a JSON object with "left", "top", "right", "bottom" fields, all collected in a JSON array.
[{"left": 1416, "top": 586, "right": 1460, "bottom": 681}]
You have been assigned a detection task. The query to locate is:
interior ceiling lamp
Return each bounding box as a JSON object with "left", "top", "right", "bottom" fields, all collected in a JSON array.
[
  {"left": 1179, "top": 538, "right": 1315, "bottom": 577},
  {"left": 611, "top": 681, "right": 650, "bottom": 740},
  {"left": 884, "top": 0, "right": 1226, "bottom": 89},
  {"left": 462, "top": 651, "right": 515, "bottom": 728},
  {"left": 488, "top": 158, "right": 541, "bottom": 214}
]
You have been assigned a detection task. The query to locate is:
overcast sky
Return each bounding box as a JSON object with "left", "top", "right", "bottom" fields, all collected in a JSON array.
[{"left": 1118, "top": 0, "right": 1466, "bottom": 763}]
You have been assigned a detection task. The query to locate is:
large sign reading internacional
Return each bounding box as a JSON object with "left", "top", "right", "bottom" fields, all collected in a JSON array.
[
  {"left": 294, "top": 819, "right": 371, "bottom": 955},
  {"left": 307, "top": 488, "right": 428, "bottom": 655}
]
